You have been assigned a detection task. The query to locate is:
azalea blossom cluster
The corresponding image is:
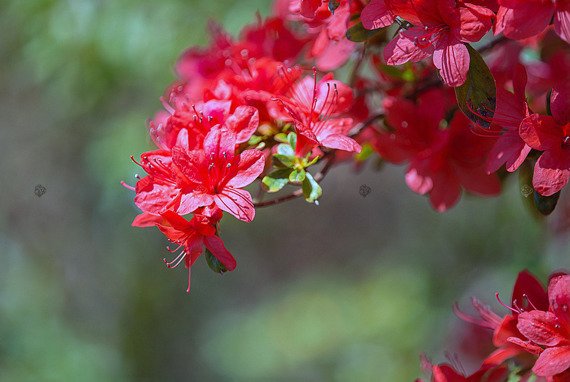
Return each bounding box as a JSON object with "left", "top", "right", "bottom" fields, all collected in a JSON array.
[
  {"left": 126, "top": 0, "right": 570, "bottom": 291},
  {"left": 417, "top": 271, "right": 570, "bottom": 381}
]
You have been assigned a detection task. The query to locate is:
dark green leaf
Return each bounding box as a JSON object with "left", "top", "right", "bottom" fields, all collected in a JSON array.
[
  {"left": 533, "top": 190, "right": 560, "bottom": 216},
  {"left": 455, "top": 45, "right": 496, "bottom": 128},
  {"left": 205, "top": 249, "right": 227, "bottom": 274},
  {"left": 273, "top": 154, "right": 295, "bottom": 168},
  {"left": 346, "top": 22, "right": 375, "bottom": 43}
]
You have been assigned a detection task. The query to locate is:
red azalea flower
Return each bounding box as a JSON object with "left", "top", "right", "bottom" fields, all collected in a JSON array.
[
  {"left": 275, "top": 71, "right": 361, "bottom": 155},
  {"left": 133, "top": 150, "right": 181, "bottom": 215},
  {"left": 485, "top": 64, "right": 532, "bottom": 174},
  {"left": 289, "top": 0, "right": 357, "bottom": 71},
  {"left": 157, "top": 208, "right": 236, "bottom": 292},
  {"left": 496, "top": 0, "right": 570, "bottom": 43},
  {"left": 455, "top": 270, "right": 549, "bottom": 366},
  {"left": 150, "top": 96, "right": 259, "bottom": 151},
  {"left": 375, "top": 89, "right": 500, "bottom": 212},
  {"left": 211, "top": 58, "right": 303, "bottom": 126},
  {"left": 378, "top": 0, "right": 494, "bottom": 86},
  {"left": 418, "top": 357, "right": 508, "bottom": 382},
  {"left": 516, "top": 275, "right": 570, "bottom": 378},
  {"left": 171, "top": 126, "right": 265, "bottom": 222},
  {"left": 520, "top": 83, "right": 570, "bottom": 196}
]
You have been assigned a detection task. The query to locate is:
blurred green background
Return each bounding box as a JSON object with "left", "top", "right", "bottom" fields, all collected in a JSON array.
[{"left": 1, "top": 1, "right": 569, "bottom": 381}]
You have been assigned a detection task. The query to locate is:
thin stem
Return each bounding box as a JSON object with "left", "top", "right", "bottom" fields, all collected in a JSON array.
[
  {"left": 349, "top": 113, "right": 385, "bottom": 137},
  {"left": 349, "top": 46, "right": 367, "bottom": 87},
  {"left": 477, "top": 34, "right": 509, "bottom": 55}
]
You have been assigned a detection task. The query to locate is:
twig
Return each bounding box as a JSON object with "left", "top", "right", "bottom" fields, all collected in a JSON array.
[
  {"left": 349, "top": 113, "right": 385, "bottom": 137},
  {"left": 477, "top": 34, "right": 509, "bottom": 55}
]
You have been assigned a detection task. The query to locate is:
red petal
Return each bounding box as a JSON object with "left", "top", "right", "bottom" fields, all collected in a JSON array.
[
  {"left": 431, "top": 364, "right": 465, "bottom": 381},
  {"left": 134, "top": 179, "right": 180, "bottom": 215},
  {"left": 361, "top": 0, "right": 394, "bottom": 30},
  {"left": 171, "top": 147, "right": 206, "bottom": 185},
  {"left": 226, "top": 149, "right": 265, "bottom": 188},
  {"left": 226, "top": 106, "right": 259, "bottom": 144},
  {"left": 214, "top": 189, "right": 255, "bottom": 222},
  {"left": 320, "top": 134, "right": 362, "bottom": 153},
  {"left": 506, "top": 336, "right": 543, "bottom": 355},
  {"left": 533, "top": 150, "right": 570, "bottom": 197},
  {"left": 551, "top": 84, "right": 570, "bottom": 126},
  {"left": 519, "top": 115, "right": 562, "bottom": 151},
  {"left": 178, "top": 192, "right": 214, "bottom": 215},
  {"left": 432, "top": 39, "right": 469, "bottom": 87},
  {"left": 517, "top": 311, "right": 567, "bottom": 347},
  {"left": 204, "top": 235, "right": 237, "bottom": 271},
  {"left": 533, "top": 346, "right": 570, "bottom": 377},
  {"left": 483, "top": 345, "right": 522, "bottom": 365},
  {"left": 555, "top": 10, "right": 570, "bottom": 43},
  {"left": 548, "top": 275, "right": 570, "bottom": 330},
  {"left": 131, "top": 213, "right": 164, "bottom": 228},
  {"left": 495, "top": 3, "right": 553, "bottom": 40},
  {"left": 204, "top": 126, "right": 236, "bottom": 163},
  {"left": 512, "top": 270, "right": 549, "bottom": 312},
  {"left": 384, "top": 27, "right": 434, "bottom": 66}
]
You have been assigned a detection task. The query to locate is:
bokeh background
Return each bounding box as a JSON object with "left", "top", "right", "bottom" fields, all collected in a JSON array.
[{"left": 1, "top": 1, "right": 570, "bottom": 381}]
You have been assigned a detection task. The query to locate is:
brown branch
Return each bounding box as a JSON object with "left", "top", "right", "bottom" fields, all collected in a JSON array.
[
  {"left": 349, "top": 46, "right": 367, "bottom": 87},
  {"left": 349, "top": 113, "right": 385, "bottom": 137},
  {"left": 477, "top": 34, "right": 509, "bottom": 55}
]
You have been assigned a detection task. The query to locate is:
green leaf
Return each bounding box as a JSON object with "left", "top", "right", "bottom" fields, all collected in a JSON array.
[
  {"left": 302, "top": 173, "right": 322, "bottom": 203},
  {"left": 274, "top": 133, "right": 288, "bottom": 143},
  {"left": 262, "top": 169, "right": 292, "bottom": 192},
  {"left": 273, "top": 154, "right": 295, "bottom": 168},
  {"left": 205, "top": 249, "right": 228, "bottom": 274},
  {"left": 346, "top": 22, "right": 374, "bottom": 43},
  {"left": 534, "top": 190, "right": 560, "bottom": 216},
  {"left": 287, "top": 132, "right": 297, "bottom": 151},
  {"left": 247, "top": 135, "right": 263, "bottom": 146},
  {"left": 289, "top": 169, "right": 306, "bottom": 183},
  {"left": 277, "top": 143, "right": 295, "bottom": 157},
  {"left": 355, "top": 143, "right": 374, "bottom": 162},
  {"left": 304, "top": 155, "right": 320, "bottom": 167},
  {"left": 454, "top": 44, "right": 496, "bottom": 128}
]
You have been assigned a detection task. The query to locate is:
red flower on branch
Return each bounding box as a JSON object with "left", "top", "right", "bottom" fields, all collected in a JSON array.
[
  {"left": 157, "top": 208, "right": 236, "bottom": 293},
  {"left": 368, "top": 0, "right": 494, "bottom": 86},
  {"left": 375, "top": 89, "right": 500, "bottom": 212},
  {"left": 520, "top": 83, "right": 570, "bottom": 196},
  {"left": 485, "top": 64, "right": 532, "bottom": 174},
  {"left": 171, "top": 126, "right": 265, "bottom": 221},
  {"left": 275, "top": 71, "right": 361, "bottom": 156},
  {"left": 515, "top": 274, "right": 570, "bottom": 378},
  {"left": 496, "top": 0, "right": 570, "bottom": 43}
]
